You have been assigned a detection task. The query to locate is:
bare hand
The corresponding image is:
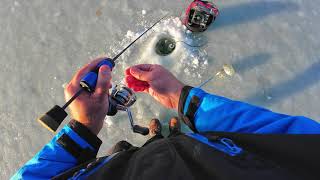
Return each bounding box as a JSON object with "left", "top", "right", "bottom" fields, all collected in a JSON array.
[
  {"left": 125, "top": 64, "right": 184, "bottom": 110},
  {"left": 64, "top": 58, "right": 112, "bottom": 135}
]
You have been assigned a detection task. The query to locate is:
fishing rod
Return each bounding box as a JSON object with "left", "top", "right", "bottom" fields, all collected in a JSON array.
[
  {"left": 38, "top": 15, "right": 167, "bottom": 133},
  {"left": 113, "top": 15, "right": 167, "bottom": 61}
]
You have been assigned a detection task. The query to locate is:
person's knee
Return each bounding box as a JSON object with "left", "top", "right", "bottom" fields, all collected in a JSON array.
[
  {"left": 108, "top": 140, "right": 133, "bottom": 155},
  {"left": 116, "top": 140, "right": 132, "bottom": 149}
]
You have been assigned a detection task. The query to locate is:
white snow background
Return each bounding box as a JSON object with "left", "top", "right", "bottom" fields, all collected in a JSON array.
[{"left": 0, "top": 0, "right": 319, "bottom": 178}]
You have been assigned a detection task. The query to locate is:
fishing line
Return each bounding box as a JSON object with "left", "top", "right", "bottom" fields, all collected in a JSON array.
[
  {"left": 175, "top": 40, "right": 208, "bottom": 48},
  {"left": 198, "top": 76, "right": 215, "bottom": 88}
]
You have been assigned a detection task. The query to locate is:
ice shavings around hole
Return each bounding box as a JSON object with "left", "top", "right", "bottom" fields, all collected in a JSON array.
[
  {"left": 104, "top": 16, "right": 210, "bottom": 140},
  {"left": 108, "top": 16, "right": 209, "bottom": 84}
]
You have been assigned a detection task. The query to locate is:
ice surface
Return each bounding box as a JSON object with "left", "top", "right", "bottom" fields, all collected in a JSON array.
[{"left": 1, "top": 0, "right": 320, "bottom": 178}]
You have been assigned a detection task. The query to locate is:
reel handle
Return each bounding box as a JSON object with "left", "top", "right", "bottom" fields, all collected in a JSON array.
[
  {"left": 133, "top": 125, "right": 149, "bottom": 136},
  {"left": 126, "top": 106, "right": 149, "bottom": 136},
  {"left": 107, "top": 85, "right": 150, "bottom": 136}
]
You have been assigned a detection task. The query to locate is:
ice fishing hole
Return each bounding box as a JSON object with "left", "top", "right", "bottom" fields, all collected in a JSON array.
[{"left": 155, "top": 37, "right": 176, "bottom": 56}]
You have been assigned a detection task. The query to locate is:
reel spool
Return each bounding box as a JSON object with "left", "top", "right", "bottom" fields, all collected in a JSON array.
[
  {"left": 109, "top": 85, "right": 136, "bottom": 110},
  {"left": 108, "top": 85, "right": 149, "bottom": 136}
]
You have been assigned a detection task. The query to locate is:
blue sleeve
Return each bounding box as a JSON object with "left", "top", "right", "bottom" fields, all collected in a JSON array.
[
  {"left": 11, "top": 121, "right": 101, "bottom": 180},
  {"left": 181, "top": 87, "right": 320, "bottom": 134}
]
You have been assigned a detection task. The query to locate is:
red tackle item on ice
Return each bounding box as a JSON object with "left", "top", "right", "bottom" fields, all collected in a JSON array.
[{"left": 183, "top": 0, "right": 219, "bottom": 32}]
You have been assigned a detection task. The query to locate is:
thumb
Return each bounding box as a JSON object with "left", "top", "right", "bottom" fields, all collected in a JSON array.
[
  {"left": 95, "top": 65, "right": 111, "bottom": 94},
  {"left": 129, "top": 64, "right": 153, "bottom": 82}
]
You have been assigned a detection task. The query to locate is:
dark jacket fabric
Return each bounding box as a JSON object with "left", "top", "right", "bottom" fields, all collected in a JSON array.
[{"left": 54, "top": 132, "right": 319, "bottom": 180}]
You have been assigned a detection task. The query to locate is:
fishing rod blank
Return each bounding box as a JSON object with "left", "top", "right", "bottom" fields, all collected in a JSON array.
[{"left": 38, "top": 15, "right": 167, "bottom": 132}]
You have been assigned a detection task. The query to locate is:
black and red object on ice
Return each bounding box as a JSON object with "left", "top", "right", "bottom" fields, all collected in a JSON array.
[{"left": 183, "top": 0, "right": 219, "bottom": 32}]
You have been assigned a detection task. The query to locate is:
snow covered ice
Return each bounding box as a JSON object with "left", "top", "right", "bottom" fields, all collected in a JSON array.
[{"left": 1, "top": 0, "right": 320, "bottom": 178}]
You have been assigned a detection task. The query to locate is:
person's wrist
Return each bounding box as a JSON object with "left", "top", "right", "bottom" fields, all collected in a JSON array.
[
  {"left": 68, "top": 119, "right": 102, "bottom": 150},
  {"left": 170, "top": 82, "right": 185, "bottom": 111},
  {"left": 74, "top": 119, "right": 103, "bottom": 135}
]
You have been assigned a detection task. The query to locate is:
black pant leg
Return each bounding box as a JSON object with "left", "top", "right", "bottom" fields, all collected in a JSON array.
[
  {"left": 142, "top": 134, "right": 164, "bottom": 147},
  {"left": 108, "top": 140, "right": 133, "bottom": 155},
  {"left": 168, "top": 129, "right": 182, "bottom": 138}
]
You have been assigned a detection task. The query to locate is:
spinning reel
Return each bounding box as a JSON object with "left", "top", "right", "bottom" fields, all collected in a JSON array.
[
  {"left": 107, "top": 85, "right": 149, "bottom": 136},
  {"left": 37, "top": 16, "right": 166, "bottom": 135}
]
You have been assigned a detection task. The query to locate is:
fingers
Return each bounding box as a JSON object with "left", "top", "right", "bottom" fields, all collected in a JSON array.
[
  {"left": 125, "top": 76, "right": 149, "bottom": 86},
  {"left": 125, "top": 64, "right": 152, "bottom": 92},
  {"left": 128, "top": 64, "right": 153, "bottom": 81},
  {"left": 132, "top": 86, "right": 146, "bottom": 92},
  {"left": 125, "top": 68, "right": 131, "bottom": 75},
  {"left": 125, "top": 75, "right": 149, "bottom": 92},
  {"left": 71, "top": 57, "right": 106, "bottom": 85},
  {"left": 95, "top": 65, "right": 112, "bottom": 94}
]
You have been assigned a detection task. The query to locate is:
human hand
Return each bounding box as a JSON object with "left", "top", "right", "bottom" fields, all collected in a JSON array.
[
  {"left": 64, "top": 58, "right": 112, "bottom": 135},
  {"left": 125, "top": 64, "right": 184, "bottom": 110}
]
